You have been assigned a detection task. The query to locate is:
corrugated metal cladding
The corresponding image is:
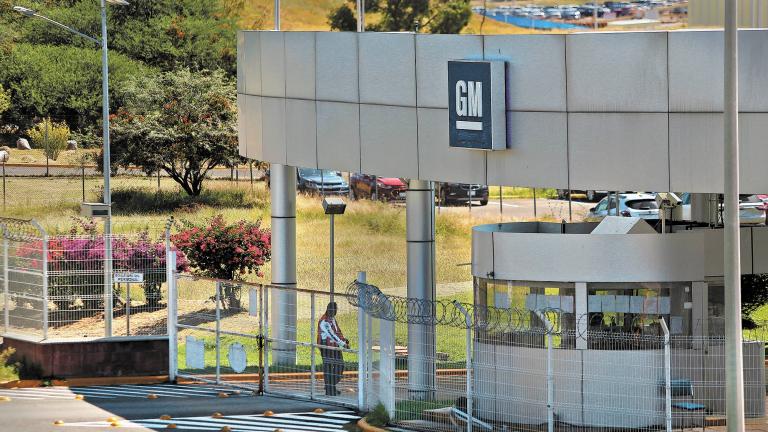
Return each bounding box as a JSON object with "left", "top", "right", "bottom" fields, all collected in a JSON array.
[
  {"left": 689, "top": 0, "right": 768, "bottom": 29},
  {"left": 237, "top": 30, "right": 768, "bottom": 194}
]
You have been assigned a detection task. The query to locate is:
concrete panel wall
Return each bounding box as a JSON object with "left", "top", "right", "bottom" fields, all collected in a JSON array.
[
  {"left": 476, "top": 227, "right": 712, "bottom": 282},
  {"left": 238, "top": 30, "right": 768, "bottom": 192},
  {"left": 417, "top": 108, "right": 486, "bottom": 184}
]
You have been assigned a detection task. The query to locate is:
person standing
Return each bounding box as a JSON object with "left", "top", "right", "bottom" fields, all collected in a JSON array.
[{"left": 317, "top": 302, "right": 349, "bottom": 396}]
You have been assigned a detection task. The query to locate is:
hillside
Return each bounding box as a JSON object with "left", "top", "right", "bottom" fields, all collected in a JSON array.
[{"left": 239, "top": 0, "right": 545, "bottom": 33}]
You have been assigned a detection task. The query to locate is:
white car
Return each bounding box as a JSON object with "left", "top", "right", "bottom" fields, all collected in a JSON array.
[
  {"left": 678, "top": 193, "right": 766, "bottom": 225},
  {"left": 587, "top": 193, "right": 660, "bottom": 221}
]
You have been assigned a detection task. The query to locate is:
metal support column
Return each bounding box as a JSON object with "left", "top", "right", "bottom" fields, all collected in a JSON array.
[
  {"left": 215, "top": 281, "right": 221, "bottom": 384},
  {"left": 166, "top": 250, "right": 178, "bottom": 382},
  {"left": 3, "top": 231, "right": 8, "bottom": 333},
  {"left": 724, "top": 1, "right": 746, "bottom": 430},
  {"left": 406, "top": 179, "right": 436, "bottom": 399},
  {"left": 270, "top": 163, "right": 297, "bottom": 366}
]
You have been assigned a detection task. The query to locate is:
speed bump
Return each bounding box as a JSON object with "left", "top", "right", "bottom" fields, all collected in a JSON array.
[
  {"left": 313, "top": 408, "right": 325, "bottom": 413},
  {"left": 263, "top": 410, "right": 274, "bottom": 417}
]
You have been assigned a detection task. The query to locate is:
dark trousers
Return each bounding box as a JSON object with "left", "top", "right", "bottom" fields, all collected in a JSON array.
[{"left": 320, "top": 347, "right": 344, "bottom": 395}]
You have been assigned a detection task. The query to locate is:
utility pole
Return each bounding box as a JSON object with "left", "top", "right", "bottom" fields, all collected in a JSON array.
[{"left": 724, "top": 1, "right": 745, "bottom": 431}]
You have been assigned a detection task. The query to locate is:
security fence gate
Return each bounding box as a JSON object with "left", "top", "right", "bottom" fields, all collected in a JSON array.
[
  {"left": 168, "top": 274, "right": 374, "bottom": 410},
  {"left": 0, "top": 217, "right": 173, "bottom": 341}
]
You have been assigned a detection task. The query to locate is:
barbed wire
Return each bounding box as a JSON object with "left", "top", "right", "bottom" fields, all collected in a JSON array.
[
  {"left": 346, "top": 280, "right": 563, "bottom": 334},
  {"left": 347, "top": 280, "right": 768, "bottom": 342}
]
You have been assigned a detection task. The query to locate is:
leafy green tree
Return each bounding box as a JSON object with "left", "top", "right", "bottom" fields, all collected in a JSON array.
[
  {"left": 8, "top": 0, "right": 239, "bottom": 75},
  {"left": 0, "top": 43, "right": 147, "bottom": 131},
  {"left": 26, "top": 117, "right": 70, "bottom": 175},
  {"left": 109, "top": 69, "right": 238, "bottom": 196},
  {"left": 329, "top": 0, "right": 471, "bottom": 34},
  {"left": 0, "top": 84, "right": 10, "bottom": 116}
]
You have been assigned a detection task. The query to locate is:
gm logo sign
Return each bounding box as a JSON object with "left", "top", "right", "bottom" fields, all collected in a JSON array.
[{"left": 448, "top": 60, "right": 507, "bottom": 151}]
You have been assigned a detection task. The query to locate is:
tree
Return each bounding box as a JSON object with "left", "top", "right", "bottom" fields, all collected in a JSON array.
[
  {"left": 171, "top": 215, "right": 271, "bottom": 309},
  {"left": 328, "top": 0, "right": 471, "bottom": 34},
  {"left": 0, "top": 43, "right": 147, "bottom": 131},
  {"left": 109, "top": 68, "right": 238, "bottom": 196},
  {"left": 741, "top": 274, "right": 768, "bottom": 329},
  {"left": 26, "top": 117, "right": 70, "bottom": 176},
  {"left": 0, "top": 84, "right": 9, "bottom": 116}
]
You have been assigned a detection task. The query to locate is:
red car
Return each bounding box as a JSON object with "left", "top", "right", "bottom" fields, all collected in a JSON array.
[{"left": 350, "top": 173, "right": 407, "bottom": 201}]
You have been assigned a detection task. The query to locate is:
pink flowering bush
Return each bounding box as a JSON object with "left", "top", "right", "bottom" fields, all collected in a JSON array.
[
  {"left": 171, "top": 215, "right": 271, "bottom": 309},
  {"left": 18, "top": 218, "right": 189, "bottom": 321}
]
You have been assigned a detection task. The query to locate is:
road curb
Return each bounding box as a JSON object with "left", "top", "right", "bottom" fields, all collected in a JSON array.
[
  {"left": 0, "top": 375, "right": 169, "bottom": 388},
  {"left": 357, "top": 418, "right": 389, "bottom": 432}
]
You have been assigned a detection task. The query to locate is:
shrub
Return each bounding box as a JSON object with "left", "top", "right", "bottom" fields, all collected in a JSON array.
[
  {"left": 171, "top": 215, "right": 271, "bottom": 309},
  {"left": 26, "top": 117, "right": 70, "bottom": 168},
  {"left": 365, "top": 403, "right": 391, "bottom": 427},
  {"left": 106, "top": 187, "right": 257, "bottom": 214}
]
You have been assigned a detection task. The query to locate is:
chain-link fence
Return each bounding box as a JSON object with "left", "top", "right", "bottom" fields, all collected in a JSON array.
[
  {"left": 348, "top": 280, "right": 768, "bottom": 432},
  {"left": 0, "top": 216, "right": 178, "bottom": 340},
  {"left": 0, "top": 162, "right": 262, "bottom": 218},
  {"left": 170, "top": 275, "right": 365, "bottom": 408}
]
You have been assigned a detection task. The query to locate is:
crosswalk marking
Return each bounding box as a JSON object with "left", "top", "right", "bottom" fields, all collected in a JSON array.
[
  {"left": 62, "top": 411, "right": 361, "bottom": 431},
  {"left": 0, "top": 384, "right": 250, "bottom": 400}
]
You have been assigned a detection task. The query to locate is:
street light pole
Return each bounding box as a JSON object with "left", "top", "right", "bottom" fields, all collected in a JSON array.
[
  {"left": 100, "top": 0, "right": 115, "bottom": 338},
  {"left": 14, "top": 1, "right": 127, "bottom": 337},
  {"left": 724, "top": 0, "right": 745, "bottom": 430}
]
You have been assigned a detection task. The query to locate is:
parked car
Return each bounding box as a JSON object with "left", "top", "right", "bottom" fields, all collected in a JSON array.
[
  {"left": 560, "top": 7, "right": 582, "bottom": 20},
  {"left": 266, "top": 168, "right": 350, "bottom": 195},
  {"left": 544, "top": 7, "right": 562, "bottom": 18},
  {"left": 437, "top": 183, "right": 489, "bottom": 206},
  {"left": 350, "top": 173, "right": 407, "bottom": 201},
  {"left": 677, "top": 193, "right": 766, "bottom": 225},
  {"left": 556, "top": 189, "right": 608, "bottom": 202},
  {"left": 586, "top": 193, "right": 660, "bottom": 221}
]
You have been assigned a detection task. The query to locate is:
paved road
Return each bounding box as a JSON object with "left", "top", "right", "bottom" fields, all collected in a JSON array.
[
  {"left": 433, "top": 198, "right": 594, "bottom": 221},
  {"left": 0, "top": 165, "right": 261, "bottom": 180},
  {"left": 0, "top": 384, "right": 352, "bottom": 431}
]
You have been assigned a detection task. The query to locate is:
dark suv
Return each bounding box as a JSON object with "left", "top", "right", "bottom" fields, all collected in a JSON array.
[
  {"left": 350, "top": 173, "right": 407, "bottom": 201},
  {"left": 437, "top": 183, "right": 489, "bottom": 206}
]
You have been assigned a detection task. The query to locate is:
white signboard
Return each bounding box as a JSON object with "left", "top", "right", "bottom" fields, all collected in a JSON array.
[
  {"left": 114, "top": 272, "right": 144, "bottom": 283},
  {"left": 185, "top": 336, "right": 205, "bottom": 370},
  {"left": 228, "top": 343, "right": 247, "bottom": 374}
]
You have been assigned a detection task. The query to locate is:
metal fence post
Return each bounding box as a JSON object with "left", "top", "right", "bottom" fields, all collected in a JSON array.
[
  {"left": 41, "top": 230, "right": 49, "bottom": 340},
  {"left": 310, "top": 292, "right": 316, "bottom": 400},
  {"left": 215, "top": 280, "right": 222, "bottom": 384},
  {"left": 166, "top": 250, "right": 177, "bottom": 382},
  {"left": 357, "top": 271, "right": 367, "bottom": 411},
  {"left": 661, "top": 318, "right": 672, "bottom": 432},
  {"left": 3, "top": 229, "right": 8, "bottom": 333},
  {"left": 104, "top": 232, "right": 113, "bottom": 338},
  {"left": 535, "top": 310, "right": 554, "bottom": 432},
  {"left": 263, "top": 285, "right": 270, "bottom": 393},
  {"left": 452, "top": 301, "right": 473, "bottom": 432}
]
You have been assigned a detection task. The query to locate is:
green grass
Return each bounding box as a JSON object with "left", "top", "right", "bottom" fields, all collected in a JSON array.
[
  {"left": 175, "top": 291, "right": 473, "bottom": 374},
  {"left": 488, "top": 186, "right": 557, "bottom": 200}
]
